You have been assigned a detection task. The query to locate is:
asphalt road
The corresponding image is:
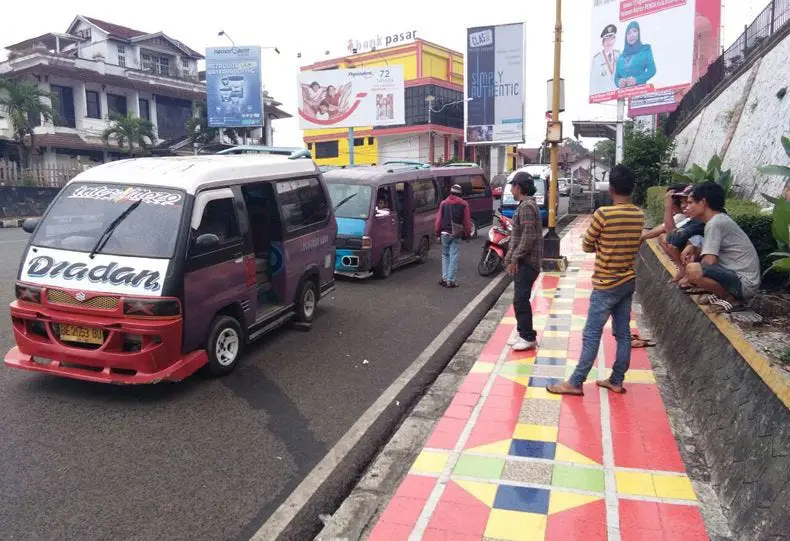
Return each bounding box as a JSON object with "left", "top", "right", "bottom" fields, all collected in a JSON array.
[{"left": 0, "top": 196, "right": 569, "bottom": 541}]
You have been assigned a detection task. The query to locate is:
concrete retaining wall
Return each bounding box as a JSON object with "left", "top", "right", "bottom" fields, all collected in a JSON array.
[
  {"left": 636, "top": 242, "right": 790, "bottom": 541},
  {"left": 0, "top": 186, "right": 61, "bottom": 220}
]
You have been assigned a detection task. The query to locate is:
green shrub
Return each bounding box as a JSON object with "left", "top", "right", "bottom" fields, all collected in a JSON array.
[
  {"left": 646, "top": 185, "right": 666, "bottom": 224},
  {"left": 726, "top": 201, "right": 774, "bottom": 273}
]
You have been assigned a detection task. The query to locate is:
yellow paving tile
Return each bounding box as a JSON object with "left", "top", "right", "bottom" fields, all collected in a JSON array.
[
  {"left": 411, "top": 450, "right": 448, "bottom": 474},
  {"left": 506, "top": 356, "right": 537, "bottom": 366},
  {"left": 616, "top": 471, "right": 656, "bottom": 497},
  {"left": 466, "top": 439, "right": 512, "bottom": 456},
  {"left": 455, "top": 479, "right": 498, "bottom": 507},
  {"left": 601, "top": 368, "right": 656, "bottom": 384},
  {"left": 653, "top": 474, "right": 697, "bottom": 501},
  {"left": 549, "top": 309, "right": 573, "bottom": 315},
  {"left": 485, "top": 509, "right": 546, "bottom": 541},
  {"left": 542, "top": 331, "right": 570, "bottom": 338},
  {"left": 525, "top": 387, "right": 563, "bottom": 401},
  {"left": 501, "top": 316, "right": 517, "bottom": 325},
  {"left": 548, "top": 491, "right": 603, "bottom": 515},
  {"left": 513, "top": 423, "right": 558, "bottom": 442},
  {"left": 555, "top": 443, "right": 600, "bottom": 466},
  {"left": 501, "top": 375, "right": 533, "bottom": 387},
  {"left": 470, "top": 362, "right": 495, "bottom": 374}
]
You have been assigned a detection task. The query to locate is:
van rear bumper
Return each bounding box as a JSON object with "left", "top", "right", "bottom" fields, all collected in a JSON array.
[
  {"left": 4, "top": 300, "right": 206, "bottom": 384},
  {"left": 335, "top": 248, "right": 372, "bottom": 273}
]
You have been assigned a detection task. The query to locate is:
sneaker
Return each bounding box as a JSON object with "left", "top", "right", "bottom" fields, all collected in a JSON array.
[
  {"left": 512, "top": 338, "right": 537, "bottom": 351},
  {"left": 446, "top": 281, "right": 458, "bottom": 288},
  {"left": 439, "top": 279, "right": 448, "bottom": 287}
]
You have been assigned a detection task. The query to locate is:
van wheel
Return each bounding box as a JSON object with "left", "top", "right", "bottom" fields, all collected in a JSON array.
[
  {"left": 470, "top": 220, "right": 478, "bottom": 238},
  {"left": 415, "top": 236, "right": 431, "bottom": 263},
  {"left": 374, "top": 248, "right": 393, "bottom": 279},
  {"left": 296, "top": 279, "right": 318, "bottom": 323},
  {"left": 204, "top": 316, "right": 243, "bottom": 377}
]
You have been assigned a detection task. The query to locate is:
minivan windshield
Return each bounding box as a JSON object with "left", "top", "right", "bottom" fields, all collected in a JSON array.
[
  {"left": 326, "top": 182, "right": 373, "bottom": 219},
  {"left": 31, "top": 182, "right": 185, "bottom": 258}
]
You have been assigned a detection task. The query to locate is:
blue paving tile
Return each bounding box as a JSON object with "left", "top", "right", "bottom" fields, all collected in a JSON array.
[
  {"left": 493, "top": 485, "right": 551, "bottom": 514},
  {"left": 545, "top": 324, "right": 571, "bottom": 332},
  {"left": 535, "top": 357, "right": 567, "bottom": 366},
  {"left": 528, "top": 376, "right": 563, "bottom": 387},
  {"left": 509, "top": 439, "right": 557, "bottom": 459}
]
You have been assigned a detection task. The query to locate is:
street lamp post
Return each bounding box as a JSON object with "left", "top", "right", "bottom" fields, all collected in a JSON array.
[{"left": 426, "top": 96, "right": 471, "bottom": 164}]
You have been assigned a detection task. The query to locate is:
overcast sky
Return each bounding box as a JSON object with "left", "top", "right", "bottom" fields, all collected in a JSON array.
[{"left": 1, "top": 0, "right": 766, "bottom": 148}]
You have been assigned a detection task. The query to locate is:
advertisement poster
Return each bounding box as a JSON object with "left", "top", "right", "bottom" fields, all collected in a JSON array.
[
  {"left": 297, "top": 66, "right": 405, "bottom": 129},
  {"left": 628, "top": 0, "right": 721, "bottom": 116},
  {"left": 465, "top": 22, "right": 525, "bottom": 145},
  {"left": 205, "top": 46, "right": 263, "bottom": 128},
  {"left": 588, "top": 0, "right": 695, "bottom": 104}
]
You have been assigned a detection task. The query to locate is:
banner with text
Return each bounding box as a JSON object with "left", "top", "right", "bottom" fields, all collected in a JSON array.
[
  {"left": 589, "top": 0, "right": 695, "bottom": 104},
  {"left": 465, "top": 22, "right": 525, "bottom": 145},
  {"left": 628, "top": 0, "right": 721, "bottom": 116},
  {"left": 297, "top": 67, "right": 405, "bottom": 129},
  {"left": 206, "top": 46, "right": 263, "bottom": 128}
]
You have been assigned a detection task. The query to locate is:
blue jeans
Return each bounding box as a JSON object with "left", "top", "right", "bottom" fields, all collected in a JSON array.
[
  {"left": 441, "top": 234, "right": 461, "bottom": 282},
  {"left": 569, "top": 280, "right": 635, "bottom": 387}
]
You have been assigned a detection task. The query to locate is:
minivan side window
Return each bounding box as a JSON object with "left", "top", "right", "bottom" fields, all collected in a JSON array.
[
  {"left": 192, "top": 197, "right": 241, "bottom": 252},
  {"left": 276, "top": 177, "right": 329, "bottom": 234},
  {"left": 452, "top": 174, "right": 488, "bottom": 198},
  {"left": 413, "top": 178, "right": 438, "bottom": 212}
]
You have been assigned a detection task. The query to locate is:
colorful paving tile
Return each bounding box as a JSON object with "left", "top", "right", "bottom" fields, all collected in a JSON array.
[{"left": 367, "top": 217, "right": 707, "bottom": 540}]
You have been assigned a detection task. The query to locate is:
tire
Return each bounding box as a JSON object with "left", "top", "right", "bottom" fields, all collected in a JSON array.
[
  {"left": 203, "top": 315, "right": 244, "bottom": 377},
  {"left": 478, "top": 248, "right": 502, "bottom": 277},
  {"left": 470, "top": 220, "right": 478, "bottom": 239},
  {"left": 415, "top": 236, "right": 431, "bottom": 263},
  {"left": 296, "top": 278, "right": 318, "bottom": 323},
  {"left": 374, "top": 247, "right": 393, "bottom": 279}
]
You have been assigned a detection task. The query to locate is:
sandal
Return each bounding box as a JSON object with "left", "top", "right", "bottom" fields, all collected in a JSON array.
[
  {"left": 697, "top": 294, "right": 720, "bottom": 306},
  {"left": 681, "top": 287, "right": 708, "bottom": 295},
  {"left": 632, "top": 338, "right": 656, "bottom": 348},
  {"left": 708, "top": 298, "right": 746, "bottom": 314}
]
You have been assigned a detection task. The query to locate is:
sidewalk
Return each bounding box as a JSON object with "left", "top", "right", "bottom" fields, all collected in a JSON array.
[{"left": 365, "top": 217, "right": 709, "bottom": 541}]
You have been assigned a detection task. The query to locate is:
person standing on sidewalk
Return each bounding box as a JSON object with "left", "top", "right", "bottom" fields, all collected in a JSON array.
[
  {"left": 504, "top": 172, "right": 543, "bottom": 351},
  {"left": 435, "top": 184, "right": 472, "bottom": 288},
  {"left": 548, "top": 165, "right": 644, "bottom": 395}
]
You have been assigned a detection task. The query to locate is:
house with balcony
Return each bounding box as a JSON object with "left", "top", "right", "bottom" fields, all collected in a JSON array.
[{"left": 0, "top": 16, "right": 292, "bottom": 167}]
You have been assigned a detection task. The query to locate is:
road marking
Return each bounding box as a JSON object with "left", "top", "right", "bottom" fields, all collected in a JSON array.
[
  {"left": 0, "top": 239, "right": 27, "bottom": 245},
  {"left": 250, "top": 271, "right": 510, "bottom": 541}
]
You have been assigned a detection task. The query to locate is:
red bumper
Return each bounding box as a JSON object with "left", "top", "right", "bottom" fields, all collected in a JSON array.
[{"left": 5, "top": 301, "right": 207, "bottom": 384}]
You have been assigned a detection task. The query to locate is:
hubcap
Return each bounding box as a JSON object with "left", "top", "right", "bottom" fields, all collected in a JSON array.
[
  {"left": 215, "top": 328, "right": 239, "bottom": 367},
  {"left": 303, "top": 287, "right": 316, "bottom": 318}
]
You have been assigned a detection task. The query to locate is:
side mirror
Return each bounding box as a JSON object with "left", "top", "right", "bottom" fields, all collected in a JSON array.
[
  {"left": 194, "top": 233, "right": 220, "bottom": 251},
  {"left": 22, "top": 218, "right": 39, "bottom": 234}
]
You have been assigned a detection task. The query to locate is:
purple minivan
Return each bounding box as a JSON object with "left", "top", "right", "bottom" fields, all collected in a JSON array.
[
  {"left": 5, "top": 154, "right": 337, "bottom": 384},
  {"left": 432, "top": 164, "right": 494, "bottom": 238},
  {"left": 324, "top": 165, "right": 438, "bottom": 278}
]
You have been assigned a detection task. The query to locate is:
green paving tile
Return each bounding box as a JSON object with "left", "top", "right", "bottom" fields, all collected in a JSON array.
[
  {"left": 565, "top": 366, "right": 598, "bottom": 379},
  {"left": 552, "top": 464, "right": 605, "bottom": 492},
  {"left": 500, "top": 364, "right": 534, "bottom": 376},
  {"left": 454, "top": 455, "right": 505, "bottom": 479}
]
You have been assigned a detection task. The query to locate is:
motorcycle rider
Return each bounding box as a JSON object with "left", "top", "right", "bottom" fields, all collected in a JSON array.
[{"left": 504, "top": 172, "right": 544, "bottom": 351}]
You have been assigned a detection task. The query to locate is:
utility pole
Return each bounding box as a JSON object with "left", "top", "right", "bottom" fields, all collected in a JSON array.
[{"left": 542, "top": 0, "right": 567, "bottom": 272}]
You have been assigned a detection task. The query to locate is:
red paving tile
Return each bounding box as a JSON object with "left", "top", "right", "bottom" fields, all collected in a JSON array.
[
  {"left": 488, "top": 377, "right": 528, "bottom": 398},
  {"left": 425, "top": 416, "right": 467, "bottom": 449},
  {"left": 458, "top": 374, "right": 488, "bottom": 394},
  {"left": 377, "top": 495, "right": 427, "bottom": 526},
  {"left": 367, "top": 521, "right": 413, "bottom": 541},
  {"left": 558, "top": 392, "right": 603, "bottom": 463},
  {"left": 392, "top": 475, "right": 437, "bottom": 500},
  {"left": 450, "top": 392, "right": 481, "bottom": 408},
  {"left": 465, "top": 419, "right": 518, "bottom": 449},
  {"left": 620, "top": 500, "right": 710, "bottom": 541},
  {"left": 421, "top": 528, "right": 482, "bottom": 541},
  {"left": 545, "top": 499, "right": 607, "bottom": 541},
  {"left": 427, "top": 483, "right": 490, "bottom": 536},
  {"left": 479, "top": 324, "right": 511, "bottom": 362}
]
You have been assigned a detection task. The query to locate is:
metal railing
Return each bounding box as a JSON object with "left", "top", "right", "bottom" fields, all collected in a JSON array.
[{"left": 664, "top": 0, "right": 790, "bottom": 135}]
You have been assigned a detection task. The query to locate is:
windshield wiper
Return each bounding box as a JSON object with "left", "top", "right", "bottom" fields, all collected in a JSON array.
[
  {"left": 333, "top": 193, "right": 358, "bottom": 212},
  {"left": 88, "top": 200, "right": 142, "bottom": 259}
]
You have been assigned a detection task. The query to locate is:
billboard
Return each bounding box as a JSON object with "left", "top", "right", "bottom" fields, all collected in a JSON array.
[
  {"left": 297, "top": 66, "right": 405, "bottom": 129},
  {"left": 589, "top": 0, "right": 695, "bottom": 104},
  {"left": 628, "top": 0, "right": 721, "bottom": 116},
  {"left": 465, "top": 22, "right": 525, "bottom": 145},
  {"left": 205, "top": 46, "right": 263, "bottom": 128}
]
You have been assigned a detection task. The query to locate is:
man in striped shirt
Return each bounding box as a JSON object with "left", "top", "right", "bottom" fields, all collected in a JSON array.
[{"left": 548, "top": 165, "right": 645, "bottom": 396}]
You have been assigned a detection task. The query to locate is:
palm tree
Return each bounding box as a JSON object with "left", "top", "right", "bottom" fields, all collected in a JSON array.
[
  {"left": 101, "top": 113, "right": 157, "bottom": 156},
  {"left": 185, "top": 100, "right": 239, "bottom": 147},
  {"left": 0, "top": 77, "right": 56, "bottom": 166}
]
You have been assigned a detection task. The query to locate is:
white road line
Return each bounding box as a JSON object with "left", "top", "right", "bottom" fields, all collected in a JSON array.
[
  {"left": 599, "top": 321, "right": 621, "bottom": 541},
  {"left": 0, "top": 239, "right": 27, "bottom": 245}
]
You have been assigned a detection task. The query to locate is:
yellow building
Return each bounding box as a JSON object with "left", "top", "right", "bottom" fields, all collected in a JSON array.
[{"left": 301, "top": 39, "right": 470, "bottom": 167}]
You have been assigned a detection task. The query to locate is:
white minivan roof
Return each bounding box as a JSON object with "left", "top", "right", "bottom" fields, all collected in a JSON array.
[
  {"left": 507, "top": 165, "right": 551, "bottom": 181},
  {"left": 68, "top": 155, "right": 322, "bottom": 195}
]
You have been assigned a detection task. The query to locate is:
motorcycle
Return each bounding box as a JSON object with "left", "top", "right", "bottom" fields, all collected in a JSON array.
[{"left": 478, "top": 210, "right": 513, "bottom": 276}]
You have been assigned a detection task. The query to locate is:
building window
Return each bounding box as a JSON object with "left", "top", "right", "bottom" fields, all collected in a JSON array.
[
  {"left": 107, "top": 93, "right": 128, "bottom": 117},
  {"left": 141, "top": 53, "right": 170, "bottom": 76},
  {"left": 402, "top": 85, "right": 464, "bottom": 129},
  {"left": 354, "top": 138, "right": 364, "bottom": 146},
  {"left": 307, "top": 143, "right": 313, "bottom": 150},
  {"left": 314, "top": 140, "right": 339, "bottom": 159},
  {"left": 86, "top": 90, "right": 101, "bottom": 119},
  {"left": 51, "top": 85, "right": 76, "bottom": 128},
  {"left": 117, "top": 44, "right": 126, "bottom": 67},
  {"left": 181, "top": 57, "right": 190, "bottom": 69},
  {"left": 139, "top": 98, "right": 150, "bottom": 121},
  {"left": 367, "top": 137, "right": 374, "bottom": 145}
]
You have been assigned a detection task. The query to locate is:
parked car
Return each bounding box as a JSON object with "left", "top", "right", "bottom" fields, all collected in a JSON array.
[
  {"left": 491, "top": 174, "right": 508, "bottom": 199},
  {"left": 6, "top": 152, "right": 338, "bottom": 384},
  {"left": 558, "top": 178, "right": 571, "bottom": 196}
]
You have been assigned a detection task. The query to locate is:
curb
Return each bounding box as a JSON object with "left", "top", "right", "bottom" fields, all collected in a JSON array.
[{"left": 0, "top": 218, "right": 27, "bottom": 229}]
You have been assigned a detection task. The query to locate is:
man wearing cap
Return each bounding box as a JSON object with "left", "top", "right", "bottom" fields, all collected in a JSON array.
[
  {"left": 504, "top": 172, "right": 543, "bottom": 351},
  {"left": 590, "top": 24, "right": 621, "bottom": 95},
  {"left": 435, "top": 184, "right": 473, "bottom": 288}
]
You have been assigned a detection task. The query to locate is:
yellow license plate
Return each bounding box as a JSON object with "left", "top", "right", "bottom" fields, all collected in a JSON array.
[{"left": 60, "top": 324, "right": 104, "bottom": 345}]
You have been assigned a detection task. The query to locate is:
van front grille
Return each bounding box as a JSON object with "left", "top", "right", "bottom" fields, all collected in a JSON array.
[{"left": 47, "top": 289, "right": 119, "bottom": 310}]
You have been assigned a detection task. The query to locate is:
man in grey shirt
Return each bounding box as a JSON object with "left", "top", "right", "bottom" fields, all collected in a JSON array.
[{"left": 684, "top": 182, "right": 761, "bottom": 303}]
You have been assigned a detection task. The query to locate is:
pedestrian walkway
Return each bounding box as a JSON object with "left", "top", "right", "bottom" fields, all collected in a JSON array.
[{"left": 367, "top": 217, "right": 709, "bottom": 541}]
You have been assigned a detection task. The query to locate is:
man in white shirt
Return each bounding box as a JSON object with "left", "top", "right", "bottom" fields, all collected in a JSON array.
[{"left": 590, "top": 24, "right": 621, "bottom": 96}]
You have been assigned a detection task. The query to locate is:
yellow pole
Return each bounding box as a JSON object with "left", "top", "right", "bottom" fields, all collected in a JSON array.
[{"left": 548, "top": 0, "right": 562, "bottom": 232}]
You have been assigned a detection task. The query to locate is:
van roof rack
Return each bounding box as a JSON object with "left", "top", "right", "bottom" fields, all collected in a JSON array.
[
  {"left": 382, "top": 160, "right": 431, "bottom": 169},
  {"left": 437, "top": 162, "right": 479, "bottom": 168},
  {"left": 216, "top": 145, "right": 312, "bottom": 160}
]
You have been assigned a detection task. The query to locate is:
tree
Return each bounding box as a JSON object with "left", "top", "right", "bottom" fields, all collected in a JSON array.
[
  {"left": 622, "top": 122, "right": 675, "bottom": 206},
  {"left": 0, "top": 77, "right": 56, "bottom": 166},
  {"left": 562, "top": 137, "right": 590, "bottom": 158},
  {"left": 185, "top": 100, "right": 239, "bottom": 147},
  {"left": 594, "top": 139, "right": 616, "bottom": 167},
  {"left": 101, "top": 114, "right": 157, "bottom": 156}
]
